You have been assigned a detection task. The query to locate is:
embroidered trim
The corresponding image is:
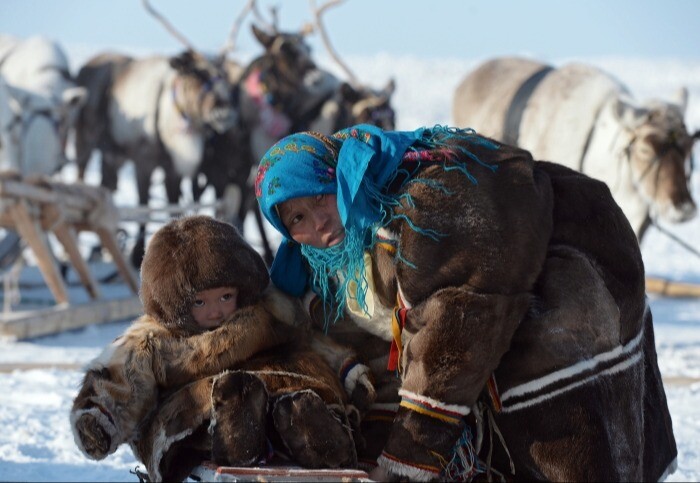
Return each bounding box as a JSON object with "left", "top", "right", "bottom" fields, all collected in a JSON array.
[
  {"left": 378, "top": 451, "right": 441, "bottom": 478},
  {"left": 387, "top": 292, "right": 407, "bottom": 372},
  {"left": 486, "top": 374, "right": 502, "bottom": 413},
  {"left": 398, "top": 389, "right": 471, "bottom": 424}
]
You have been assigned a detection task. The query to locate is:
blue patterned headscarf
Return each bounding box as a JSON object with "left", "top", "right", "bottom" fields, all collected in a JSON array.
[
  {"left": 256, "top": 124, "right": 497, "bottom": 324},
  {"left": 256, "top": 124, "right": 422, "bottom": 301}
]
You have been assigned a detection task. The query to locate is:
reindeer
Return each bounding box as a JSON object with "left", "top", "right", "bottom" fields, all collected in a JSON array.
[
  {"left": 0, "top": 35, "right": 87, "bottom": 270},
  {"left": 0, "top": 35, "right": 87, "bottom": 177},
  {"left": 195, "top": 0, "right": 397, "bottom": 265},
  {"left": 453, "top": 57, "right": 698, "bottom": 240},
  {"left": 71, "top": 0, "right": 238, "bottom": 267}
]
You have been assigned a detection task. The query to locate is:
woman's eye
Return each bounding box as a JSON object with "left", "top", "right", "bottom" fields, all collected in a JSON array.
[
  {"left": 193, "top": 299, "right": 204, "bottom": 308},
  {"left": 221, "top": 293, "right": 233, "bottom": 302},
  {"left": 290, "top": 214, "right": 303, "bottom": 225}
]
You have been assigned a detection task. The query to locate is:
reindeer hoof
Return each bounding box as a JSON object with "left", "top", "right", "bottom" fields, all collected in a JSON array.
[
  {"left": 75, "top": 412, "right": 112, "bottom": 460},
  {"left": 272, "top": 390, "right": 357, "bottom": 468},
  {"left": 211, "top": 371, "right": 269, "bottom": 466}
]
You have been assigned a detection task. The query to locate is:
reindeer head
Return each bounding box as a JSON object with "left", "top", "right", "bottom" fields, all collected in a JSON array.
[
  {"left": 143, "top": 0, "right": 238, "bottom": 133},
  {"left": 169, "top": 51, "right": 238, "bottom": 133},
  {"left": 251, "top": 24, "right": 316, "bottom": 83},
  {"left": 615, "top": 88, "right": 697, "bottom": 224},
  {"left": 0, "top": 80, "right": 86, "bottom": 176},
  {"left": 339, "top": 80, "right": 396, "bottom": 130}
]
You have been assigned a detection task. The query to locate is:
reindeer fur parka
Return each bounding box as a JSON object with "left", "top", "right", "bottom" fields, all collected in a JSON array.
[
  {"left": 70, "top": 216, "right": 375, "bottom": 482},
  {"left": 310, "top": 138, "right": 677, "bottom": 481}
]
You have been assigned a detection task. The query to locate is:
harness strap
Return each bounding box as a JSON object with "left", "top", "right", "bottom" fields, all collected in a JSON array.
[{"left": 502, "top": 66, "right": 553, "bottom": 146}]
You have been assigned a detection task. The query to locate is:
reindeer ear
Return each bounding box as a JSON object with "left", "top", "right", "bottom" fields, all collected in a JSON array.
[
  {"left": 251, "top": 24, "right": 274, "bottom": 49},
  {"left": 673, "top": 87, "right": 688, "bottom": 114},
  {"left": 340, "top": 82, "right": 359, "bottom": 102},
  {"left": 169, "top": 50, "right": 195, "bottom": 71},
  {"left": 383, "top": 78, "right": 396, "bottom": 97}
]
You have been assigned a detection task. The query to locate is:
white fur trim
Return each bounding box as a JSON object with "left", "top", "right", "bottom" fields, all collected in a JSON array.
[
  {"left": 149, "top": 425, "right": 196, "bottom": 482},
  {"left": 70, "top": 407, "right": 120, "bottom": 459},
  {"left": 376, "top": 227, "right": 397, "bottom": 241},
  {"left": 343, "top": 363, "right": 369, "bottom": 396},
  {"left": 398, "top": 388, "right": 471, "bottom": 416},
  {"left": 500, "top": 320, "right": 645, "bottom": 404},
  {"left": 84, "top": 342, "right": 119, "bottom": 372},
  {"left": 396, "top": 281, "right": 413, "bottom": 309},
  {"left": 377, "top": 454, "right": 439, "bottom": 481}
]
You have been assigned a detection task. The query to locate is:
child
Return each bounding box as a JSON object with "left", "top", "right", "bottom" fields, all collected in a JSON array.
[{"left": 70, "top": 215, "right": 375, "bottom": 482}]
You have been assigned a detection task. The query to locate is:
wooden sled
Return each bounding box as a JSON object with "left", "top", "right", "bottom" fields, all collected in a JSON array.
[
  {"left": 0, "top": 173, "right": 141, "bottom": 339},
  {"left": 646, "top": 276, "right": 700, "bottom": 298},
  {"left": 190, "top": 461, "right": 371, "bottom": 482}
]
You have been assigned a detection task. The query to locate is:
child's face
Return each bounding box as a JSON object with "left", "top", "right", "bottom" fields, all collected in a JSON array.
[
  {"left": 191, "top": 286, "right": 239, "bottom": 329},
  {"left": 277, "top": 194, "right": 345, "bottom": 248}
]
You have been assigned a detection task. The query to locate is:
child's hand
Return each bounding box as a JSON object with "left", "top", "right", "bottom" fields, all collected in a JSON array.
[
  {"left": 72, "top": 408, "right": 118, "bottom": 460},
  {"left": 340, "top": 360, "right": 376, "bottom": 413}
]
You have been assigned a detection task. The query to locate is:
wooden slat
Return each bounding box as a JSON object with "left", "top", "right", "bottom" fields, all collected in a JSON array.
[
  {"left": 0, "top": 296, "right": 142, "bottom": 340},
  {"left": 0, "top": 178, "right": 93, "bottom": 210},
  {"left": 96, "top": 227, "right": 139, "bottom": 294},
  {"left": 7, "top": 201, "right": 69, "bottom": 304},
  {"left": 646, "top": 276, "right": 700, "bottom": 298},
  {"left": 191, "top": 461, "right": 371, "bottom": 482},
  {"left": 52, "top": 221, "right": 101, "bottom": 300}
]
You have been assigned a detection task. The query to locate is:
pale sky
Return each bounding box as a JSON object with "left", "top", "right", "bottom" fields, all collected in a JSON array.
[{"left": 1, "top": 0, "right": 699, "bottom": 64}]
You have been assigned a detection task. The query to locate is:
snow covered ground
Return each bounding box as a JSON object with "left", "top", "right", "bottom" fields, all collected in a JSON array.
[{"left": 0, "top": 51, "right": 699, "bottom": 482}]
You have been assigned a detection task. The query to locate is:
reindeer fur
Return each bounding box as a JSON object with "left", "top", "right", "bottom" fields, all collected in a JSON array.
[
  {"left": 309, "top": 138, "right": 676, "bottom": 481},
  {"left": 70, "top": 216, "right": 373, "bottom": 481}
]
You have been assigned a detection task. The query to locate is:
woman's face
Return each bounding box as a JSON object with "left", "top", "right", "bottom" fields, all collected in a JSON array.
[{"left": 277, "top": 194, "right": 345, "bottom": 248}]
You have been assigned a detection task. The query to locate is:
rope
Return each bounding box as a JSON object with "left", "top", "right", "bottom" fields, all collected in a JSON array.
[{"left": 650, "top": 218, "right": 700, "bottom": 260}]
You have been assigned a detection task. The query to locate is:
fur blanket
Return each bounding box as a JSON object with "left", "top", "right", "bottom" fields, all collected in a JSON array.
[
  {"left": 312, "top": 139, "right": 676, "bottom": 481},
  {"left": 72, "top": 287, "right": 374, "bottom": 481},
  {"left": 70, "top": 216, "right": 376, "bottom": 482}
]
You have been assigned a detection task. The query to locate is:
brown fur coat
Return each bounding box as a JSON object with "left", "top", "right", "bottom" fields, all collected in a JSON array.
[
  {"left": 310, "top": 138, "right": 676, "bottom": 481},
  {"left": 70, "top": 216, "right": 375, "bottom": 482}
]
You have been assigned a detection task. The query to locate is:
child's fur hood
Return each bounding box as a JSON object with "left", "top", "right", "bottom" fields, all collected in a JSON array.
[{"left": 139, "top": 215, "right": 269, "bottom": 333}]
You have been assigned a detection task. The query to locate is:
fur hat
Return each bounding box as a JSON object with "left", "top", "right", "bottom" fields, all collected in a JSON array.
[{"left": 139, "top": 215, "right": 269, "bottom": 332}]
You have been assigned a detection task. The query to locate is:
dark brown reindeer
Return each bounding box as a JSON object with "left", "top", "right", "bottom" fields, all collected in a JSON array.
[
  {"left": 72, "top": 0, "right": 238, "bottom": 267},
  {"left": 195, "top": 0, "right": 397, "bottom": 265}
]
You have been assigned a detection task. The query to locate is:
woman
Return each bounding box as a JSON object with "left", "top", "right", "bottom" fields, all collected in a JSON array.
[{"left": 255, "top": 124, "right": 677, "bottom": 481}]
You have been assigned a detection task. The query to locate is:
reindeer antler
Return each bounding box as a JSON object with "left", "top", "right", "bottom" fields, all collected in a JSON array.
[
  {"left": 142, "top": 0, "right": 200, "bottom": 54},
  {"left": 221, "top": 0, "right": 257, "bottom": 57},
  {"left": 309, "top": 0, "right": 359, "bottom": 87}
]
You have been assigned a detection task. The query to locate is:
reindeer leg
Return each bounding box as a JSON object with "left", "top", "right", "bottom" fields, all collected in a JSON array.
[
  {"left": 130, "top": 161, "right": 152, "bottom": 268},
  {"left": 163, "top": 164, "right": 182, "bottom": 206}
]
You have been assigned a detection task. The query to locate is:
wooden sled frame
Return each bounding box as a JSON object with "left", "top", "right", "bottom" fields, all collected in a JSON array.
[{"left": 0, "top": 174, "right": 141, "bottom": 339}]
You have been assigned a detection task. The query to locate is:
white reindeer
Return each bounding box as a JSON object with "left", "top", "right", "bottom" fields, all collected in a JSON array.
[
  {"left": 0, "top": 34, "right": 86, "bottom": 176},
  {"left": 453, "top": 57, "right": 698, "bottom": 240}
]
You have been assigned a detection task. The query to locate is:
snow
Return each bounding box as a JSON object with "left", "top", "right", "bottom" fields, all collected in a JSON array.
[{"left": 1, "top": 51, "right": 699, "bottom": 482}]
